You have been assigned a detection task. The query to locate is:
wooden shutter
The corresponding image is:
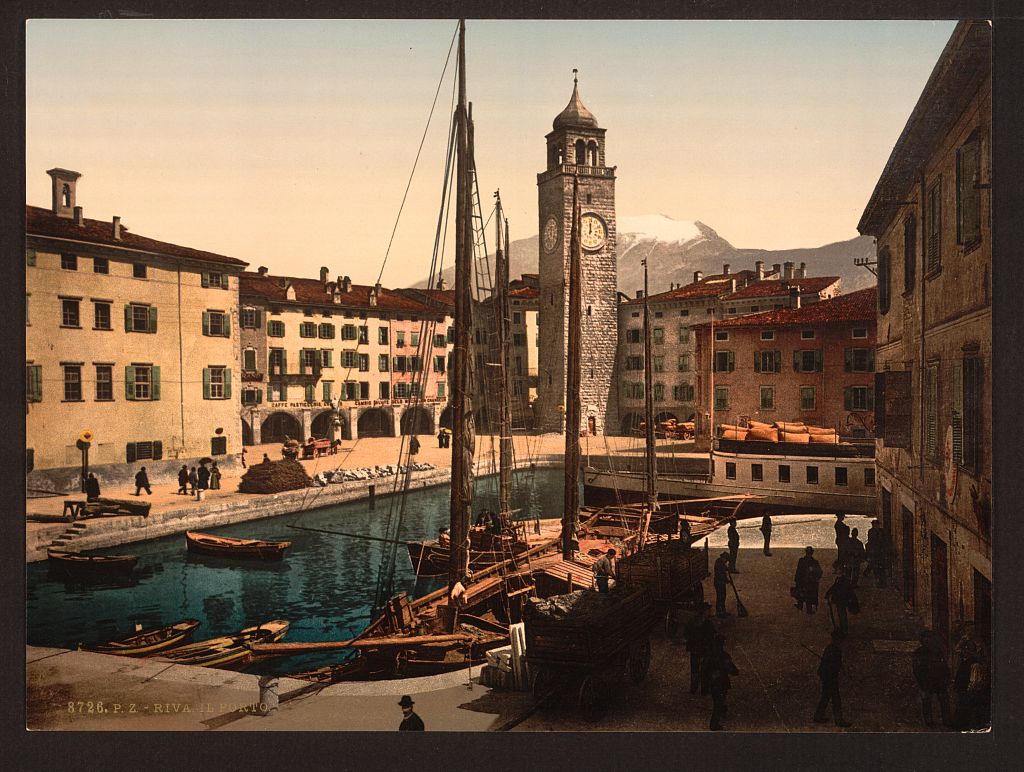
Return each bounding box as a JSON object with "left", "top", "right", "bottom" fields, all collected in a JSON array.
[
  {"left": 202, "top": 311, "right": 210, "bottom": 336},
  {"left": 255, "top": 309, "right": 263, "bottom": 328},
  {"left": 151, "top": 366, "right": 160, "bottom": 400},
  {"left": 952, "top": 360, "right": 963, "bottom": 465},
  {"left": 793, "top": 351, "right": 800, "bottom": 371},
  {"left": 223, "top": 315, "right": 231, "bottom": 337},
  {"left": 727, "top": 352, "right": 735, "bottom": 372},
  {"left": 203, "top": 367, "right": 211, "bottom": 399},
  {"left": 153, "top": 440, "right": 163, "bottom": 460},
  {"left": 844, "top": 348, "right": 853, "bottom": 372},
  {"left": 753, "top": 352, "right": 761, "bottom": 373},
  {"left": 814, "top": 350, "right": 823, "bottom": 372},
  {"left": 124, "top": 304, "right": 132, "bottom": 331},
  {"left": 30, "top": 365, "right": 42, "bottom": 402},
  {"left": 305, "top": 383, "right": 314, "bottom": 402},
  {"left": 843, "top": 387, "right": 852, "bottom": 411},
  {"left": 281, "top": 350, "right": 287, "bottom": 374},
  {"left": 126, "top": 443, "right": 136, "bottom": 463},
  {"left": 125, "top": 366, "right": 136, "bottom": 400},
  {"left": 26, "top": 249, "right": 36, "bottom": 266},
  {"left": 223, "top": 368, "right": 231, "bottom": 399},
  {"left": 865, "top": 385, "right": 874, "bottom": 411},
  {"left": 148, "top": 306, "right": 158, "bottom": 333},
  {"left": 925, "top": 364, "right": 938, "bottom": 459},
  {"left": 201, "top": 272, "right": 210, "bottom": 288},
  {"left": 868, "top": 349, "right": 875, "bottom": 371}
]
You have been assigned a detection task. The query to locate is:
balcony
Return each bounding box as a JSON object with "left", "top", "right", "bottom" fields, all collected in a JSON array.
[{"left": 537, "top": 164, "right": 616, "bottom": 184}]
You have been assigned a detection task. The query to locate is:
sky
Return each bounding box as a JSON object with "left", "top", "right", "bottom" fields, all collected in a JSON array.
[{"left": 25, "top": 19, "right": 958, "bottom": 287}]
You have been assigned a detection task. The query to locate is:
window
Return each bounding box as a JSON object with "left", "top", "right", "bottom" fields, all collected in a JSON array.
[
  {"left": 125, "top": 365, "right": 159, "bottom": 400},
  {"left": 269, "top": 349, "right": 286, "bottom": 374},
  {"left": 379, "top": 382, "right": 390, "bottom": 400},
  {"left": 359, "top": 326, "right": 369, "bottom": 344},
  {"left": 61, "top": 253, "right": 77, "bottom": 270},
  {"left": 94, "top": 365, "right": 113, "bottom": 401},
  {"left": 434, "top": 334, "right": 446, "bottom": 348},
  {"left": 925, "top": 179, "right": 942, "bottom": 273},
  {"left": 411, "top": 332, "right": 420, "bottom": 347},
  {"left": 653, "top": 356, "right": 664, "bottom": 373},
  {"left": 513, "top": 333, "right": 527, "bottom": 346},
  {"left": 759, "top": 386, "right": 775, "bottom": 410},
  {"left": 714, "top": 351, "right": 735, "bottom": 372},
  {"left": 653, "top": 383, "right": 665, "bottom": 401},
  {"left": 925, "top": 363, "right": 939, "bottom": 461},
  {"left": 393, "top": 356, "right": 406, "bottom": 373},
  {"left": 447, "top": 327, "right": 454, "bottom": 344},
  {"left": 778, "top": 465, "right": 791, "bottom": 483},
  {"left": 654, "top": 311, "right": 663, "bottom": 319},
  {"left": 322, "top": 381, "right": 333, "bottom": 402},
  {"left": 516, "top": 356, "right": 523, "bottom": 375},
  {"left": 625, "top": 355, "right": 643, "bottom": 371},
  {"left": 360, "top": 382, "right": 370, "bottom": 400},
  {"left": 132, "top": 263, "right": 147, "bottom": 279},
  {"left": 203, "top": 310, "right": 230, "bottom": 337},
  {"left": 339, "top": 324, "right": 356, "bottom": 341},
  {"left": 437, "top": 382, "right": 446, "bottom": 398},
  {"left": 126, "top": 303, "right": 157, "bottom": 333},
  {"left": 852, "top": 328, "right": 868, "bottom": 339},
  {"left": 794, "top": 350, "right": 823, "bottom": 373},
  {"left": 835, "top": 466, "right": 848, "bottom": 486},
  {"left": 267, "top": 320, "right": 285, "bottom": 337},
  {"left": 396, "top": 331, "right": 406, "bottom": 347},
  {"left": 751, "top": 463, "right": 763, "bottom": 482},
  {"left": 623, "top": 382, "right": 644, "bottom": 399},
  {"left": 626, "top": 328, "right": 641, "bottom": 344},
  {"left": 241, "top": 388, "right": 262, "bottom": 406},
  {"left": 395, "top": 382, "right": 409, "bottom": 399},
  {"left": 201, "top": 272, "right": 227, "bottom": 289},
  {"left": 800, "top": 330, "right": 815, "bottom": 340},
  {"left": 300, "top": 322, "right": 317, "bottom": 338},
  {"left": 126, "top": 440, "right": 163, "bottom": 462},
  {"left": 957, "top": 132, "right": 981, "bottom": 247},
  {"left": 714, "top": 386, "right": 729, "bottom": 411},
  {"left": 864, "top": 467, "right": 876, "bottom": 487},
  {"left": 318, "top": 349, "right": 332, "bottom": 368},
  {"left": 844, "top": 348, "right": 875, "bottom": 372},
  {"left": 300, "top": 349, "right": 320, "bottom": 373},
  {"left": 26, "top": 364, "right": 42, "bottom": 402},
  {"left": 304, "top": 383, "right": 316, "bottom": 403},
  {"left": 203, "top": 367, "right": 231, "bottom": 399},
  {"left": 378, "top": 327, "right": 389, "bottom": 345},
  {"left": 378, "top": 354, "right": 389, "bottom": 372},
  {"left": 903, "top": 215, "right": 917, "bottom": 293},
  {"left": 800, "top": 387, "right": 816, "bottom": 411},
  {"left": 672, "top": 383, "right": 694, "bottom": 402},
  {"left": 93, "top": 257, "right": 109, "bottom": 274},
  {"left": 677, "top": 354, "right": 691, "bottom": 372},
  {"left": 959, "top": 356, "right": 983, "bottom": 471},
  {"left": 61, "top": 366, "right": 80, "bottom": 402},
  {"left": 680, "top": 309, "right": 689, "bottom": 317},
  {"left": 239, "top": 307, "right": 258, "bottom": 329},
  {"left": 760, "top": 330, "right": 775, "bottom": 341},
  {"left": 61, "top": 299, "right": 80, "bottom": 327},
  {"left": 359, "top": 354, "right": 370, "bottom": 372},
  {"left": 344, "top": 382, "right": 358, "bottom": 400},
  {"left": 342, "top": 350, "right": 358, "bottom": 368},
  {"left": 243, "top": 348, "right": 257, "bottom": 371},
  {"left": 878, "top": 246, "right": 892, "bottom": 313},
  {"left": 677, "top": 326, "right": 690, "bottom": 344},
  {"left": 715, "top": 331, "right": 729, "bottom": 342},
  {"left": 725, "top": 462, "right": 736, "bottom": 480},
  {"left": 754, "top": 350, "right": 781, "bottom": 373},
  {"left": 512, "top": 312, "right": 522, "bottom": 324},
  {"left": 844, "top": 385, "right": 874, "bottom": 412},
  {"left": 434, "top": 355, "right": 446, "bottom": 373},
  {"left": 318, "top": 323, "right": 336, "bottom": 339},
  {"left": 806, "top": 466, "right": 819, "bottom": 485}
]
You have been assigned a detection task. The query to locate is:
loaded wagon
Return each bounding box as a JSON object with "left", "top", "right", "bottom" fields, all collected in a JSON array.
[
  {"left": 523, "top": 587, "right": 657, "bottom": 721},
  {"left": 616, "top": 540, "right": 709, "bottom": 636}
]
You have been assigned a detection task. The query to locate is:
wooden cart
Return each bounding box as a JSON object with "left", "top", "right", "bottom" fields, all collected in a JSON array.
[
  {"left": 523, "top": 587, "right": 657, "bottom": 722},
  {"left": 616, "top": 540, "right": 709, "bottom": 637}
]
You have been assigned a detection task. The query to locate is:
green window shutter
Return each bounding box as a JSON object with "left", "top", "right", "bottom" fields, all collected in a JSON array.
[
  {"left": 727, "top": 352, "right": 735, "bottom": 372},
  {"left": 125, "top": 366, "right": 136, "bottom": 400},
  {"left": 814, "top": 350, "right": 823, "bottom": 372},
  {"left": 201, "top": 272, "right": 210, "bottom": 288},
  {"left": 202, "top": 311, "right": 210, "bottom": 336},
  {"left": 844, "top": 348, "right": 853, "bottom": 372},
  {"left": 774, "top": 351, "right": 782, "bottom": 373},
  {"left": 26, "top": 249, "right": 36, "bottom": 266},
  {"left": 148, "top": 306, "right": 158, "bottom": 333},
  {"left": 126, "top": 442, "right": 136, "bottom": 463},
  {"left": 952, "top": 361, "right": 964, "bottom": 464},
  {"left": 203, "top": 367, "right": 211, "bottom": 399},
  {"left": 255, "top": 310, "right": 263, "bottom": 328},
  {"left": 124, "top": 304, "right": 132, "bottom": 331},
  {"left": 323, "top": 381, "right": 331, "bottom": 402},
  {"left": 281, "top": 350, "right": 287, "bottom": 374},
  {"left": 843, "top": 387, "right": 852, "bottom": 411},
  {"left": 266, "top": 384, "right": 272, "bottom": 402},
  {"left": 151, "top": 366, "right": 161, "bottom": 400},
  {"left": 32, "top": 365, "right": 42, "bottom": 401},
  {"left": 793, "top": 351, "right": 800, "bottom": 371},
  {"left": 753, "top": 352, "right": 760, "bottom": 373},
  {"left": 223, "top": 368, "right": 231, "bottom": 399},
  {"left": 299, "top": 349, "right": 307, "bottom": 374},
  {"left": 223, "top": 315, "right": 231, "bottom": 337},
  {"left": 305, "top": 383, "right": 314, "bottom": 402},
  {"left": 153, "top": 440, "right": 163, "bottom": 460},
  {"left": 256, "top": 387, "right": 263, "bottom": 404},
  {"left": 868, "top": 349, "right": 876, "bottom": 372}
]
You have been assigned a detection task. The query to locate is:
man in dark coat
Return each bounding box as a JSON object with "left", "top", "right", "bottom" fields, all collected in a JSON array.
[
  {"left": 759, "top": 514, "right": 773, "bottom": 556},
  {"left": 706, "top": 635, "right": 739, "bottom": 731},
  {"left": 865, "top": 519, "right": 889, "bottom": 587},
  {"left": 813, "top": 630, "right": 851, "bottom": 726},
  {"left": 727, "top": 519, "right": 740, "bottom": 573},
  {"left": 437, "top": 428, "right": 446, "bottom": 448},
  {"left": 845, "top": 528, "right": 866, "bottom": 588},
  {"left": 177, "top": 465, "right": 189, "bottom": 495},
  {"left": 683, "top": 603, "right": 716, "bottom": 695},
  {"left": 713, "top": 551, "right": 731, "bottom": 618},
  {"left": 679, "top": 517, "right": 692, "bottom": 547},
  {"left": 825, "top": 571, "right": 855, "bottom": 637},
  {"left": 912, "top": 629, "right": 952, "bottom": 728},
  {"left": 794, "top": 546, "right": 823, "bottom": 614},
  {"left": 833, "top": 512, "right": 850, "bottom": 572},
  {"left": 84, "top": 473, "right": 101, "bottom": 502},
  {"left": 197, "top": 462, "right": 210, "bottom": 491},
  {"left": 397, "top": 695, "right": 424, "bottom": 730},
  {"left": 134, "top": 467, "right": 152, "bottom": 496},
  {"left": 188, "top": 467, "right": 199, "bottom": 496},
  {"left": 952, "top": 622, "right": 989, "bottom": 730}
]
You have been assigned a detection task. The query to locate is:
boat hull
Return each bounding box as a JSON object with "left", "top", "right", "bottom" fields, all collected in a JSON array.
[
  {"left": 154, "top": 620, "right": 290, "bottom": 669},
  {"left": 47, "top": 550, "right": 138, "bottom": 574},
  {"left": 80, "top": 619, "right": 201, "bottom": 657},
  {"left": 185, "top": 531, "right": 289, "bottom": 561}
]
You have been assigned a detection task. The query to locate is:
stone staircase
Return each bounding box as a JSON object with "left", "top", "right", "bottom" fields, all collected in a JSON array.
[{"left": 49, "top": 521, "right": 88, "bottom": 551}]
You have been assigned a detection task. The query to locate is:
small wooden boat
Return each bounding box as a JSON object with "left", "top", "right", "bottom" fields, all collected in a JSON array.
[
  {"left": 79, "top": 619, "right": 201, "bottom": 657},
  {"left": 153, "top": 620, "right": 290, "bottom": 669},
  {"left": 47, "top": 549, "right": 138, "bottom": 574},
  {"left": 185, "top": 531, "right": 290, "bottom": 560}
]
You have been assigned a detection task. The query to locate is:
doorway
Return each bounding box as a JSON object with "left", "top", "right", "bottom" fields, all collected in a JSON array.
[
  {"left": 930, "top": 533, "right": 950, "bottom": 647},
  {"left": 901, "top": 506, "right": 916, "bottom": 606}
]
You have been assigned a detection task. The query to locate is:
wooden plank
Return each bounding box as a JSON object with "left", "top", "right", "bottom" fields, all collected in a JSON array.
[{"left": 249, "top": 633, "right": 474, "bottom": 654}]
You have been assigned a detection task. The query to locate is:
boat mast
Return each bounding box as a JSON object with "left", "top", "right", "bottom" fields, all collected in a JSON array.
[
  {"left": 640, "top": 259, "right": 658, "bottom": 544},
  {"left": 708, "top": 306, "right": 715, "bottom": 479},
  {"left": 449, "top": 19, "right": 475, "bottom": 593},
  {"left": 494, "top": 191, "right": 513, "bottom": 518},
  {"left": 562, "top": 176, "right": 583, "bottom": 560}
]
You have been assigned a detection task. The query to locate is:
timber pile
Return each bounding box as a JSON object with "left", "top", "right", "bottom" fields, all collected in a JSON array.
[{"left": 238, "top": 459, "right": 312, "bottom": 494}]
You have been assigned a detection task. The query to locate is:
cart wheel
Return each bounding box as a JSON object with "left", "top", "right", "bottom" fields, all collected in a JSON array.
[
  {"left": 627, "top": 638, "right": 652, "bottom": 683},
  {"left": 577, "top": 675, "right": 609, "bottom": 722},
  {"left": 664, "top": 608, "right": 679, "bottom": 638},
  {"left": 532, "top": 666, "right": 560, "bottom": 708}
]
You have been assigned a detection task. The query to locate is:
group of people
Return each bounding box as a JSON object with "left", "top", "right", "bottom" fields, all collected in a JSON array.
[
  {"left": 176, "top": 461, "right": 221, "bottom": 498},
  {"left": 436, "top": 428, "right": 451, "bottom": 448},
  {"left": 683, "top": 603, "right": 740, "bottom": 730},
  {"left": 912, "top": 622, "right": 991, "bottom": 730}
]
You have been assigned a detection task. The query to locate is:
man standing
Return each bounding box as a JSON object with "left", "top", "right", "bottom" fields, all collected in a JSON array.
[
  {"left": 846, "top": 528, "right": 866, "bottom": 588},
  {"left": 397, "top": 695, "right": 424, "bottom": 731},
  {"left": 437, "top": 428, "right": 446, "bottom": 448},
  {"left": 825, "top": 570, "right": 855, "bottom": 637},
  {"left": 84, "top": 473, "right": 101, "bottom": 502},
  {"left": 865, "top": 519, "right": 889, "bottom": 588},
  {"left": 912, "top": 629, "right": 952, "bottom": 728},
  {"left": 593, "top": 548, "right": 616, "bottom": 593},
  {"left": 794, "top": 546, "right": 823, "bottom": 614},
  {"left": 706, "top": 634, "right": 739, "bottom": 731},
  {"left": 727, "top": 519, "right": 740, "bottom": 573},
  {"left": 209, "top": 461, "right": 222, "bottom": 490},
  {"left": 188, "top": 466, "right": 199, "bottom": 497},
  {"left": 759, "top": 514, "right": 773, "bottom": 556},
  {"left": 683, "top": 603, "right": 716, "bottom": 695},
  {"left": 713, "top": 551, "right": 731, "bottom": 618},
  {"left": 134, "top": 467, "right": 152, "bottom": 496},
  {"left": 833, "top": 512, "right": 850, "bottom": 573},
  {"left": 813, "top": 630, "right": 851, "bottom": 727},
  {"left": 679, "top": 517, "right": 692, "bottom": 547},
  {"left": 177, "top": 465, "right": 189, "bottom": 495}
]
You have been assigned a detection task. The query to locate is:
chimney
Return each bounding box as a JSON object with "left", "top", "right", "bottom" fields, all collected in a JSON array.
[
  {"left": 319, "top": 266, "right": 330, "bottom": 284},
  {"left": 723, "top": 263, "right": 731, "bottom": 275},
  {"left": 783, "top": 261, "right": 794, "bottom": 280},
  {"left": 258, "top": 266, "right": 268, "bottom": 276},
  {"left": 693, "top": 270, "right": 703, "bottom": 284},
  {"left": 798, "top": 261, "right": 807, "bottom": 279},
  {"left": 369, "top": 284, "right": 379, "bottom": 307},
  {"left": 73, "top": 206, "right": 84, "bottom": 226},
  {"left": 730, "top": 278, "right": 737, "bottom": 293},
  {"left": 789, "top": 286, "right": 801, "bottom": 309},
  {"left": 112, "top": 216, "right": 121, "bottom": 240},
  {"left": 341, "top": 276, "right": 352, "bottom": 293},
  {"left": 436, "top": 276, "right": 447, "bottom": 291},
  {"left": 772, "top": 263, "right": 781, "bottom": 277},
  {"left": 755, "top": 260, "right": 764, "bottom": 280}
]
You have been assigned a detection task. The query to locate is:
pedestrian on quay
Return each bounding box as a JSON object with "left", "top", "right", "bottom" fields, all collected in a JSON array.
[
  {"left": 593, "top": 548, "right": 616, "bottom": 593},
  {"left": 952, "top": 621, "right": 990, "bottom": 730},
  {"left": 912, "top": 629, "right": 952, "bottom": 728},
  {"left": 188, "top": 466, "right": 199, "bottom": 497},
  {"left": 727, "top": 518, "right": 740, "bottom": 573},
  {"left": 705, "top": 634, "right": 739, "bottom": 731},
  {"left": 437, "top": 428, "right": 446, "bottom": 448},
  {"left": 846, "top": 528, "right": 866, "bottom": 588},
  {"left": 833, "top": 512, "right": 850, "bottom": 573},
  {"left": 240, "top": 447, "right": 247, "bottom": 468},
  {"left": 177, "top": 465, "right": 189, "bottom": 495},
  {"left": 813, "top": 630, "right": 851, "bottom": 727},
  {"left": 133, "top": 467, "right": 152, "bottom": 496},
  {"left": 825, "top": 569, "right": 857, "bottom": 638},
  {"left": 209, "top": 461, "right": 221, "bottom": 490},
  {"left": 262, "top": 453, "right": 271, "bottom": 465},
  {"left": 683, "top": 602, "right": 716, "bottom": 695},
  {"left": 197, "top": 462, "right": 210, "bottom": 489},
  {"left": 793, "top": 546, "right": 823, "bottom": 614},
  {"left": 84, "top": 472, "right": 101, "bottom": 502},
  {"left": 864, "top": 519, "right": 889, "bottom": 588},
  {"left": 759, "top": 514, "right": 773, "bottom": 556},
  {"left": 397, "top": 695, "right": 424, "bottom": 731},
  {"left": 713, "top": 551, "right": 731, "bottom": 618},
  {"left": 679, "top": 517, "right": 692, "bottom": 547}
]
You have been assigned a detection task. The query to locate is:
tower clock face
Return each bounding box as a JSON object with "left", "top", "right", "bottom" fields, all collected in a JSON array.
[
  {"left": 543, "top": 216, "right": 559, "bottom": 253},
  {"left": 580, "top": 213, "right": 607, "bottom": 251}
]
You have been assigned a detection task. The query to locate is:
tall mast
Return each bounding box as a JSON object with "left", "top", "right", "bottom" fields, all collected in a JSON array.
[
  {"left": 708, "top": 306, "right": 715, "bottom": 479},
  {"left": 449, "top": 19, "right": 474, "bottom": 593},
  {"left": 641, "top": 259, "right": 658, "bottom": 543},
  {"left": 562, "top": 176, "right": 583, "bottom": 560},
  {"left": 495, "top": 191, "right": 513, "bottom": 518}
]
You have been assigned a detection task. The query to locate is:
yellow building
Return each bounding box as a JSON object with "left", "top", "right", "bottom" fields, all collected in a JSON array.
[{"left": 26, "top": 168, "right": 248, "bottom": 489}]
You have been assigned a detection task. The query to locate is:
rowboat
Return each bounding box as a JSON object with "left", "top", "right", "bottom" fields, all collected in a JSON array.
[
  {"left": 47, "top": 549, "right": 138, "bottom": 574},
  {"left": 185, "top": 531, "right": 290, "bottom": 560},
  {"left": 79, "top": 619, "right": 201, "bottom": 657},
  {"left": 153, "top": 620, "right": 290, "bottom": 669}
]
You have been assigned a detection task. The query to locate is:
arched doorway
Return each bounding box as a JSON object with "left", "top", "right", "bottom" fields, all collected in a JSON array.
[
  {"left": 241, "top": 418, "right": 254, "bottom": 446},
  {"left": 400, "top": 406, "right": 434, "bottom": 435},
  {"left": 358, "top": 408, "right": 393, "bottom": 438},
  {"left": 439, "top": 405, "right": 454, "bottom": 430},
  {"left": 620, "top": 412, "right": 643, "bottom": 437},
  {"left": 311, "top": 410, "right": 344, "bottom": 439},
  {"left": 261, "top": 412, "right": 302, "bottom": 444}
]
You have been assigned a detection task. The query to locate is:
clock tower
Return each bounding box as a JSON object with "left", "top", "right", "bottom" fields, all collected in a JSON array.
[{"left": 536, "top": 72, "right": 618, "bottom": 434}]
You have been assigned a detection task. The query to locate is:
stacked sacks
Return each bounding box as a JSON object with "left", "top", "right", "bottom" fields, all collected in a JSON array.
[
  {"left": 718, "top": 423, "right": 748, "bottom": 441},
  {"left": 806, "top": 426, "right": 839, "bottom": 443},
  {"left": 747, "top": 424, "right": 779, "bottom": 442}
]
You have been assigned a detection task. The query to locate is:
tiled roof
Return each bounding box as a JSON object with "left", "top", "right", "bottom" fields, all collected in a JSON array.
[
  {"left": 693, "top": 287, "right": 877, "bottom": 329},
  {"left": 394, "top": 288, "right": 456, "bottom": 311},
  {"left": 723, "top": 276, "right": 840, "bottom": 300},
  {"left": 26, "top": 205, "right": 247, "bottom": 267},
  {"left": 240, "top": 272, "right": 432, "bottom": 313},
  {"left": 510, "top": 285, "right": 540, "bottom": 299},
  {"left": 624, "top": 279, "right": 732, "bottom": 305}
]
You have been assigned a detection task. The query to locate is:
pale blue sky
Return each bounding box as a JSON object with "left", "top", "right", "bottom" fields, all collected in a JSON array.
[{"left": 26, "top": 19, "right": 958, "bottom": 285}]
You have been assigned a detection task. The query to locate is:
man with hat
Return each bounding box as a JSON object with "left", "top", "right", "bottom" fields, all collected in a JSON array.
[
  {"left": 593, "top": 548, "right": 616, "bottom": 593},
  {"left": 397, "top": 695, "right": 424, "bottom": 731},
  {"left": 683, "top": 602, "right": 716, "bottom": 695},
  {"left": 713, "top": 551, "right": 731, "bottom": 618},
  {"left": 865, "top": 519, "right": 889, "bottom": 588}
]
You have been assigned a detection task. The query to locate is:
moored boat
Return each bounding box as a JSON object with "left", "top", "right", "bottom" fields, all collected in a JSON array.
[
  {"left": 152, "top": 620, "right": 290, "bottom": 669},
  {"left": 79, "top": 619, "right": 201, "bottom": 657},
  {"left": 185, "top": 531, "right": 290, "bottom": 560},
  {"left": 47, "top": 549, "right": 138, "bottom": 574}
]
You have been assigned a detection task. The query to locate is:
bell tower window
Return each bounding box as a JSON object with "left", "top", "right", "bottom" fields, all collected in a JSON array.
[
  {"left": 575, "top": 139, "right": 586, "bottom": 165},
  {"left": 62, "top": 185, "right": 71, "bottom": 208},
  {"left": 588, "top": 141, "right": 598, "bottom": 166}
]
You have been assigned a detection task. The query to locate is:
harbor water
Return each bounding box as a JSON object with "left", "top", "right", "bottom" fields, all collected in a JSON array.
[{"left": 27, "top": 468, "right": 569, "bottom": 675}]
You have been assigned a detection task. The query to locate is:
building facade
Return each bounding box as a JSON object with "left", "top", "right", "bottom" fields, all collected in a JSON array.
[
  {"left": 859, "top": 20, "right": 991, "bottom": 649},
  {"left": 26, "top": 168, "right": 248, "bottom": 485}
]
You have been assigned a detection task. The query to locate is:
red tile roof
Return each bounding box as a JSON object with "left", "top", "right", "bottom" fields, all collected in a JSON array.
[
  {"left": 240, "top": 272, "right": 433, "bottom": 314},
  {"left": 625, "top": 279, "right": 733, "bottom": 305},
  {"left": 723, "top": 276, "right": 840, "bottom": 300},
  {"left": 693, "top": 287, "right": 877, "bottom": 329},
  {"left": 510, "top": 285, "right": 540, "bottom": 299},
  {"left": 26, "top": 205, "right": 247, "bottom": 267}
]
